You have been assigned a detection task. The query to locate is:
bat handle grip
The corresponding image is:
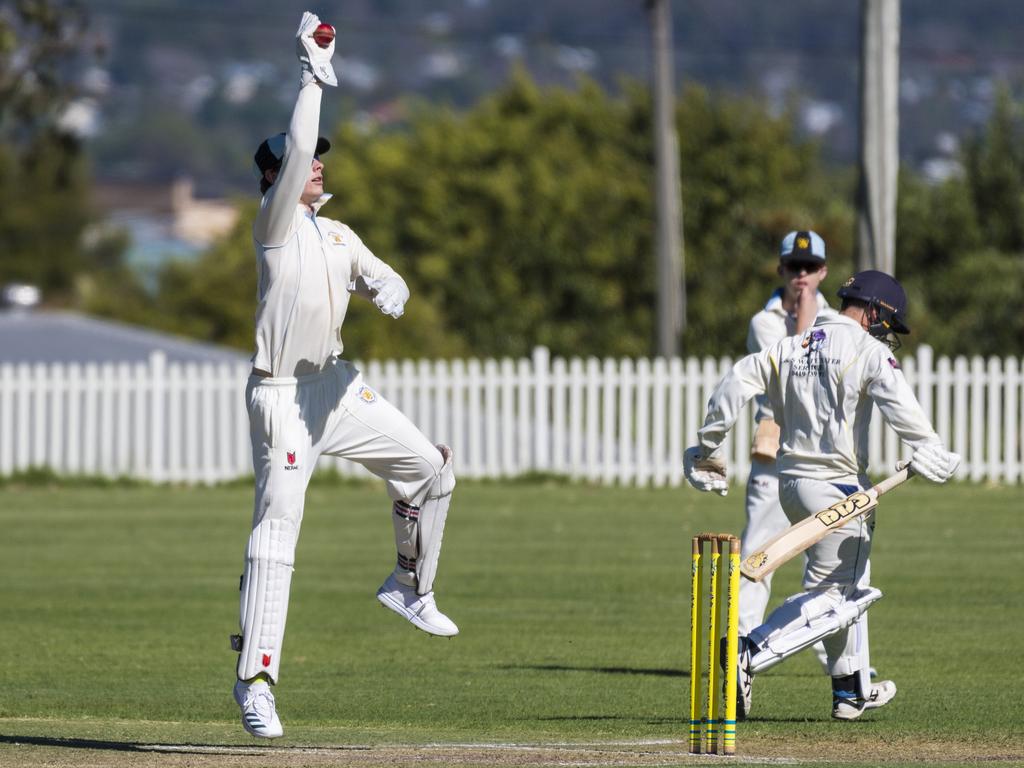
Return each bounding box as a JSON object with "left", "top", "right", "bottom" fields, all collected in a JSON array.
[{"left": 871, "top": 461, "right": 914, "bottom": 498}]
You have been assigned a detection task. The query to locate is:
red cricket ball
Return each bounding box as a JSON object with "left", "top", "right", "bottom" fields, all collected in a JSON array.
[{"left": 312, "top": 23, "right": 335, "bottom": 49}]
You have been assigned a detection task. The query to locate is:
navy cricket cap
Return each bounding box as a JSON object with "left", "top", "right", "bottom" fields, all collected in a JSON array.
[
  {"left": 252, "top": 132, "right": 331, "bottom": 179},
  {"left": 837, "top": 270, "right": 910, "bottom": 335},
  {"left": 779, "top": 230, "right": 826, "bottom": 263}
]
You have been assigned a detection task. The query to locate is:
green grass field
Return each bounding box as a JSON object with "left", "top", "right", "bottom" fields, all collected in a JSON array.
[{"left": 0, "top": 477, "right": 1021, "bottom": 767}]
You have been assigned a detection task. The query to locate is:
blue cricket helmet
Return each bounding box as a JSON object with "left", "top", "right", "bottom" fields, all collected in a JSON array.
[{"left": 836, "top": 270, "right": 910, "bottom": 337}]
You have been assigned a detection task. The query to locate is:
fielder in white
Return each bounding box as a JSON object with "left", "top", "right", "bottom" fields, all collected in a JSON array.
[
  {"left": 230, "top": 13, "right": 458, "bottom": 739},
  {"left": 741, "top": 231, "right": 835, "bottom": 641},
  {"left": 685, "top": 270, "right": 960, "bottom": 721}
]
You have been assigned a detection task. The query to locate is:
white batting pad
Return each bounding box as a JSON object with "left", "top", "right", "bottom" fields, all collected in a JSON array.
[
  {"left": 237, "top": 518, "right": 298, "bottom": 683},
  {"left": 414, "top": 444, "right": 455, "bottom": 595},
  {"left": 749, "top": 586, "right": 882, "bottom": 674}
]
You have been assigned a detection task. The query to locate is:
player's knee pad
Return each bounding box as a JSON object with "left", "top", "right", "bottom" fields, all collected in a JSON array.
[
  {"left": 234, "top": 517, "right": 298, "bottom": 683},
  {"left": 390, "top": 445, "right": 454, "bottom": 595},
  {"left": 749, "top": 586, "right": 882, "bottom": 674}
]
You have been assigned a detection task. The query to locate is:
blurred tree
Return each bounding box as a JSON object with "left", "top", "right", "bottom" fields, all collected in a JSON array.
[
  {"left": 0, "top": 0, "right": 133, "bottom": 304},
  {"left": 962, "top": 89, "right": 1024, "bottom": 252},
  {"left": 895, "top": 92, "right": 1024, "bottom": 356},
  {"left": 133, "top": 71, "right": 844, "bottom": 359},
  {"left": 329, "top": 73, "right": 656, "bottom": 359},
  {"left": 673, "top": 84, "right": 848, "bottom": 355},
  {"left": 327, "top": 72, "right": 838, "bottom": 359}
]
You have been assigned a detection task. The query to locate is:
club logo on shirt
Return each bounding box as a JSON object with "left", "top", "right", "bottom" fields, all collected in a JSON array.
[
  {"left": 801, "top": 328, "right": 827, "bottom": 352},
  {"left": 785, "top": 328, "right": 838, "bottom": 377},
  {"left": 284, "top": 450, "right": 299, "bottom": 470},
  {"left": 328, "top": 231, "right": 345, "bottom": 245},
  {"left": 888, "top": 357, "right": 901, "bottom": 370},
  {"left": 358, "top": 385, "right": 376, "bottom": 403}
]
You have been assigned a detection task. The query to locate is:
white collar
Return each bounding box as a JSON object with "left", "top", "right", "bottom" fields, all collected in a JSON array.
[
  {"left": 302, "top": 193, "right": 333, "bottom": 216},
  {"left": 815, "top": 312, "right": 861, "bottom": 330}
]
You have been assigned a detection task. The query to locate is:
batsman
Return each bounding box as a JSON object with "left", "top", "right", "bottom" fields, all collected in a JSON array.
[
  {"left": 230, "top": 12, "right": 458, "bottom": 738},
  {"left": 684, "top": 270, "right": 960, "bottom": 721}
]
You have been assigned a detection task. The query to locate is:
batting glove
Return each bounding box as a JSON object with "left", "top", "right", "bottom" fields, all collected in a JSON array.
[
  {"left": 366, "top": 275, "right": 410, "bottom": 319},
  {"left": 296, "top": 11, "right": 338, "bottom": 87},
  {"left": 910, "top": 443, "right": 961, "bottom": 483},
  {"left": 684, "top": 445, "right": 728, "bottom": 496}
]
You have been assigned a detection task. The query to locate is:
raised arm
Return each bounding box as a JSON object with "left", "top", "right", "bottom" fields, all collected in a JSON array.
[
  {"left": 254, "top": 85, "right": 323, "bottom": 246},
  {"left": 254, "top": 12, "right": 337, "bottom": 246}
]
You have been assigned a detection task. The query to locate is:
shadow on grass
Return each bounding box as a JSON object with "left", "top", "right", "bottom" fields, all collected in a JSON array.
[
  {"left": 498, "top": 664, "right": 685, "bottom": 678},
  {"left": 0, "top": 735, "right": 371, "bottom": 755}
]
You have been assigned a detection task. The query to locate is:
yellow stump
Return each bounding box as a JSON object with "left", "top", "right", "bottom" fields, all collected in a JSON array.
[
  {"left": 705, "top": 539, "right": 720, "bottom": 754},
  {"left": 689, "top": 533, "right": 740, "bottom": 757},
  {"left": 723, "top": 539, "right": 741, "bottom": 756},
  {"left": 688, "top": 539, "right": 703, "bottom": 754}
]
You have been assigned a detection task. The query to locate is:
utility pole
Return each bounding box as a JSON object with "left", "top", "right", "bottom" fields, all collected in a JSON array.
[
  {"left": 856, "top": 0, "right": 900, "bottom": 274},
  {"left": 648, "top": 0, "right": 685, "bottom": 357}
]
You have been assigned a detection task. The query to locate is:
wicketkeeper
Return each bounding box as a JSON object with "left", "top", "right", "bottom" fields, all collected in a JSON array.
[
  {"left": 685, "top": 270, "right": 960, "bottom": 721},
  {"left": 231, "top": 12, "right": 458, "bottom": 739}
]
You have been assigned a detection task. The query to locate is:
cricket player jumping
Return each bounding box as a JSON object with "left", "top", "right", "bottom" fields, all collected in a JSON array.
[
  {"left": 685, "top": 270, "right": 960, "bottom": 720},
  {"left": 231, "top": 12, "right": 458, "bottom": 739}
]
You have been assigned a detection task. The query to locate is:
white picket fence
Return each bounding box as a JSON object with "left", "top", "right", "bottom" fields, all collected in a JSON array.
[{"left": 0, "top": 346, "right": 1020, "bottom": 485}]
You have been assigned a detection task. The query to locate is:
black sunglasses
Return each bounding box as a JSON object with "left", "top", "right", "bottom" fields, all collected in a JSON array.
[{"left": 783, "top": 260, "right": 823, "bottom": 274}]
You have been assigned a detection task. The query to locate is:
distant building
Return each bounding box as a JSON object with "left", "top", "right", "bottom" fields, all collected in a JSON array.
[
  {"left": 170, "top": 177, "right": 239, "bottom": 246},
  {"left": 93, "top": 178, "right": 239, "bottom": 273},
  {"left": 0, "top": 304, "right": 248, "bottom": 366}
]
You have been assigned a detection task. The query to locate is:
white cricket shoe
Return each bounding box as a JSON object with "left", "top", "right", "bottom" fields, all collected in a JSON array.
[
  {"left": 832, "top": 679, "right": 897, "bottom": 720},
  {"left": 736, "top": 636, "right": 754, "bottom": 720},
  {"left": 376, "top": 573, "right": 459, "bottom": 637},
  {"left": 233, "top": 679, "right": 283, "bottom": 738}
]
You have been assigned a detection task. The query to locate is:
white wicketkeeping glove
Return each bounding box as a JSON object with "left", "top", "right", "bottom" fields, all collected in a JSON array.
[
  {"left": 684, "top": 445, "right": 729, "bottom": 497},
  {"left": 366, "top": 275, "right": 410, "bottom": 319},
  {"left": 910, "top": 443, "right": 961, "bottom": 483},
  {"left": 296, "top": 11, "right": 338, "bottom": 87}
]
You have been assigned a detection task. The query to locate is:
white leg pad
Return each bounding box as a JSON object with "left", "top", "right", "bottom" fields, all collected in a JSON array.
[
  {"left": 749, "top": 586, "right": 882, "bottom": 674},
  {"left": 237, "top": 518, "right": 298, "bottom": 683},
  {"left": 414, "top": 444, "right": 455, "bottom": 595},
  {"left": 856, "top": 614, "right": 872, "bottom": 698}
]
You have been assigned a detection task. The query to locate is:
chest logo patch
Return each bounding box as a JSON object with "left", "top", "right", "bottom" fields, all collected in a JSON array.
[
  {"left": 358, "top": 385, "right": 377, "bottom": 403},
  {"left": 328, "top": 232, "right": 345, "bottom": 245}
]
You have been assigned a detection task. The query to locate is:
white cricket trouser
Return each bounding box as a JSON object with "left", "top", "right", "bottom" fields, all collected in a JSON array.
[
  {"left": 238, "top": 357, "right": 445, "bottom": 682},
  {"left": 765, "top": 475, "right": 875, "bottom": 677}
]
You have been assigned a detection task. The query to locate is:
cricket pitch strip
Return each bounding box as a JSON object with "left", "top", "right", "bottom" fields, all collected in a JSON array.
[{"left": 2, "top": 734, "right": 1023, "bottom": 767}]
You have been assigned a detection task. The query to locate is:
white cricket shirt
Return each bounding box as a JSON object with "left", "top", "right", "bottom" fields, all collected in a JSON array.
[
  {"left": 700, "top": 313, "right": 941, "bottom": 483},
  {"left": 250, "top": 81, "right": 398, "bottom": 377},
  {"left": 746, "top": 288, "right": 835, "bottom": 423}
]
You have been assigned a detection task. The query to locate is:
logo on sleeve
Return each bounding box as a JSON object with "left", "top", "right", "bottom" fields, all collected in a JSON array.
[
  {"left": 888, "top": 357, "right": 901, "bottom": 370},
  {"left": 284, "top": 450, "right": 299, "bottom": 470},
  {"left": 357, "top": 385, "right": 376, "bottom": 403}
]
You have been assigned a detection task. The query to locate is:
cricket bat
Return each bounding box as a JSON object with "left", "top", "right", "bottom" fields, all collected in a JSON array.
[{"left": 740, "top": 463, "right": 915, "bottom": 582}]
